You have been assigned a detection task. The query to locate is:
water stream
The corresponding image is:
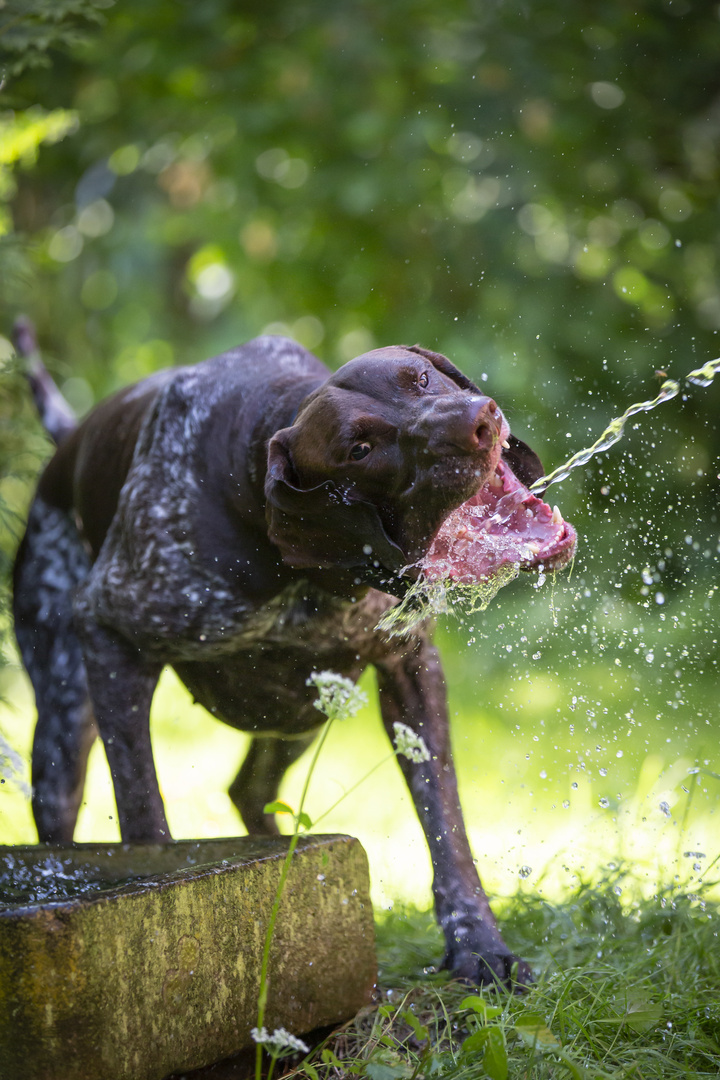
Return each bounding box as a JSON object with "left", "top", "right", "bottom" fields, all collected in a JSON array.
[
  {"left": 378, "top": 356, "right": 720, "bottom": 635},
  {"left": 529, "top": 355, "right": 720, "bottom": 498}
]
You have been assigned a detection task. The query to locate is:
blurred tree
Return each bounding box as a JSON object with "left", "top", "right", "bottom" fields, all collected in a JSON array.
[
  {"left": 2, "top": 0, "right": 720, "bottom": 619},
  {"left": 0, "top": 0, "right": 109, "bottom": 78},
  {"left": 0, "top": 0, "right": 110, "bottom": 685}
]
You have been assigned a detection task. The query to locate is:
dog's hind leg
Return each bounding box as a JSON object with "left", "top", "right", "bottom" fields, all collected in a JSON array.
[
  {"left": 13, "top": 496, "right": 97, "bottom": 842},
  {"left": 229, "top": 734, "right": 315, "bottom": 835}
]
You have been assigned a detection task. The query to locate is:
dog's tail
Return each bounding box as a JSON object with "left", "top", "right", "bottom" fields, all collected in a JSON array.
[{"left": 12, "top": 317, "right": 77, "bottom": 446}]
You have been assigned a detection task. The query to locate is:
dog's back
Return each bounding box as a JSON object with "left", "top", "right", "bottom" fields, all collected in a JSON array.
[
  {"left": 12, "top": 335, "right": 330, "bottom": 841},
  {"left": 37, "top": 370, "right": 176, "bottom": 554}
]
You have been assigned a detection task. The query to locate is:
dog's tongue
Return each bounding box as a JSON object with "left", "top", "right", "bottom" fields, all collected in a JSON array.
[{"left": 421, "top": 458, "right": 576, "bottom": 583}]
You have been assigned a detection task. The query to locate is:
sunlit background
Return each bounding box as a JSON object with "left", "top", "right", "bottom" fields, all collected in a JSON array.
[{"left": 1, "top": 1, "right": 719, "bottom": 910}]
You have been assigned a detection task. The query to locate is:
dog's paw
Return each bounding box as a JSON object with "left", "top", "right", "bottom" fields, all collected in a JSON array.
[{"left": 443, "top": 946, "right": 534, "bottom": 990}]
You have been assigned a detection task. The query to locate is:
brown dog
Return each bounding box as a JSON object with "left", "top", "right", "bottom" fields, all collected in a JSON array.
[{"left": 13, "top": 330, "right": 575, "bottom": 984}]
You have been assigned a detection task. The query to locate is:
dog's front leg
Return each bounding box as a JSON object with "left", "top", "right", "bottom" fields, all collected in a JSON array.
[
  {"left": 75, "top": 611, "right": 169, "bottom": 843},
  {"left": 375, "top": 639, "right": 531, "bottom": 987}
]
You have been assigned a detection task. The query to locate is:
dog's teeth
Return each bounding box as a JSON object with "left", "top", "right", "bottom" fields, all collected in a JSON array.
[
  {"left": 501, "top": 439, "right": 510, "bottom": 449},
  {"left": 527, "top": 541, "right": 541, "bottom": 554},
  {"left": 552, "top": 504, "right": 563, "bottom": 525},
  {"left": 489, "top": 472, "right": 503, "bottom": 489}
]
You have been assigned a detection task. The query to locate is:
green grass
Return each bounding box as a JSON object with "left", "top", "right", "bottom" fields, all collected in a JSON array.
[
  {"left": 2, "top": 571, "right": 719, "bottom": 912},
  {"left": 2, "top": 552, "right": 720, "bottom": 1078},
  {"left": 293, "top": 878, "right": 720, "bottom": 1079}
]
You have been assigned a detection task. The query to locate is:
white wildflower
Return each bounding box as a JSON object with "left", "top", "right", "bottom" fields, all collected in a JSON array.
[
  {"left": 307, "top": 670, "right": 367, "bottom": 722},
  {"left": 393, "top": 721, "right": 431, "bottom": 763},
  {"left": 251, "top": 1026, "right": 309, "bottom": 1055}
]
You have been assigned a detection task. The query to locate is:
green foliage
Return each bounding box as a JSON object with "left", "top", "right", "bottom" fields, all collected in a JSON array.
[
  {"left": 0, "top": 5, "right": 91, "bottom": 653},
  {"left": 1, "top": 20, "right": 719, "bottom": 1077},
  {"left": 3, "top": 0, "right": 719, "bottom": 568},
  {"left": 0, "top": 106, "right": 78, "bottom": 235},
  {"left": 294, "top": 880, "right": 720, "bottom": 1079},
  {"left": 0, "top": 0, "right": 110, "bottom": 79}
]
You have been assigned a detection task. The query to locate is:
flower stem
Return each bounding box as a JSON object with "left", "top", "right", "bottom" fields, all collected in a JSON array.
[
  {"left": 254, "top": 718, "right": 334, "bottom": 1080},
  {"left": 312, "top": 752, "right": 395, "bottom": 828}
]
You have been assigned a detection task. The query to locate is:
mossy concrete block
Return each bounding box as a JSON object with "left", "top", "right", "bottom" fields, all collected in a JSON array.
[{"left": 0, "top": 835, "right": 376, "bottom": 1080}]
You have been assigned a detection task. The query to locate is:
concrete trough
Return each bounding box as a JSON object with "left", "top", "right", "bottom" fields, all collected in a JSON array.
[{"left": 0, "top": 835, "right": 376, "bottom": 1080}]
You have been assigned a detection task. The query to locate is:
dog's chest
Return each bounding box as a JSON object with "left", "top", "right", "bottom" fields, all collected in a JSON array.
[
  {"left": 84, "top": 526, "right": 398, "bottom": 661},
  {"left": 171, "top": 585, "right": 401, "bottom": 735},
  {"left": 246, "top": 582, "right": 397, "bottom": 655}
]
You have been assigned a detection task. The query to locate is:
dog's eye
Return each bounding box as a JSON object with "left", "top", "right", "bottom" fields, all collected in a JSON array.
[
  {"left": 419, "top": 372, "right": 429, "bottom": 388},
  {"left": 349, "top": 442, "right": 372, "bottom": 460}
]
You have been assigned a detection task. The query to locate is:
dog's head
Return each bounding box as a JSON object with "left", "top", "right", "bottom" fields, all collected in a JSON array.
[{"left": 265, "top": 345, "right": 575, "bottom": 593}]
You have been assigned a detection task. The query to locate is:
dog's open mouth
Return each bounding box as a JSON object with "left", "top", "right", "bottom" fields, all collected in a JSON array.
[
  {"left": 421, "top": 458, "right": 576, "bottom": 583},
  {"left": 377, "top": 448, "right": 576, "bottom": 636}
]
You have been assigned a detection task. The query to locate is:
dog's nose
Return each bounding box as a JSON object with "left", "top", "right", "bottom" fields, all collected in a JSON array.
[
  {"left": 464, "top": 396, "right": 502, "bottom": 453},
  {"left": 413, "top": 394, "right": 504, "bottom": 456}
]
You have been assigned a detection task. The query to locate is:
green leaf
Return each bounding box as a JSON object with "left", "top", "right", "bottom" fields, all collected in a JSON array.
[
  {"left": 600, "top": 999, "right": 662, "bottom": 1034},
  {"left": 302, "top": 1065, "right": 320, "bottom": 1080},
  {"left": 483, "top": 1026, "right": 508, "bottom": 1080},
  {"left": 297, "top": 810, "right": 313, "bottom": 829},
  {"left": 425, "top": 1052, "right": 447, "bottom": 1076},
  {"left": 514, "top": 1014, "right": 560, "bottom": 1050},
  {"left": 461, "top": 1027, "right": 508, "bottom": 1080},
  {"left": 263, "top": 800, "right": 295, "bottom": 816},
  {"left": 624, "top": 999, "right": 663, "bottom": 1034},
  {"left": 460, "top": 1029, "right": 489, "bottom": 1055},
  {"left": 512, "top": 1017, "right": 585, "bottom": 1079},
  {"left": 401, "top": 1008, "right": 429, "bottom": 1041},
  {"left": 364, "top": 1062, "right": 410, "bottom": 1080},
  {"left": 460, "top": 995, "right": 503, "bottom": 1021},
  {"left": 321, "top": 1048, "right": 343, "bottom": 1067}
]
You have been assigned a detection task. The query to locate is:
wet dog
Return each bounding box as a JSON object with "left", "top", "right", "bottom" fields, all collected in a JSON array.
[{"left": 13, "top": 325, "right": 575, "bottom": 984}]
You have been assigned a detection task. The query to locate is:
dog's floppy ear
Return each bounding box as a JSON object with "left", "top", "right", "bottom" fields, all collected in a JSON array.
[
  {"left": 265, "top": 429, "right": 406, "bottom": 572},
  {"left": 407, "top": 345, "right": 483, "bottom": 394},
  {"left": 501, "top": 434, "right": 545, "bottom": 488}
]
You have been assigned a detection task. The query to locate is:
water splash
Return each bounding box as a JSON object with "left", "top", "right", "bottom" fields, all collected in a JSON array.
[
  {"left": 377, "top": 563, "right": 520, "bottom": 636},
  {"left": 376, "top": 355, "right": 720, "bottom": 636}
]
